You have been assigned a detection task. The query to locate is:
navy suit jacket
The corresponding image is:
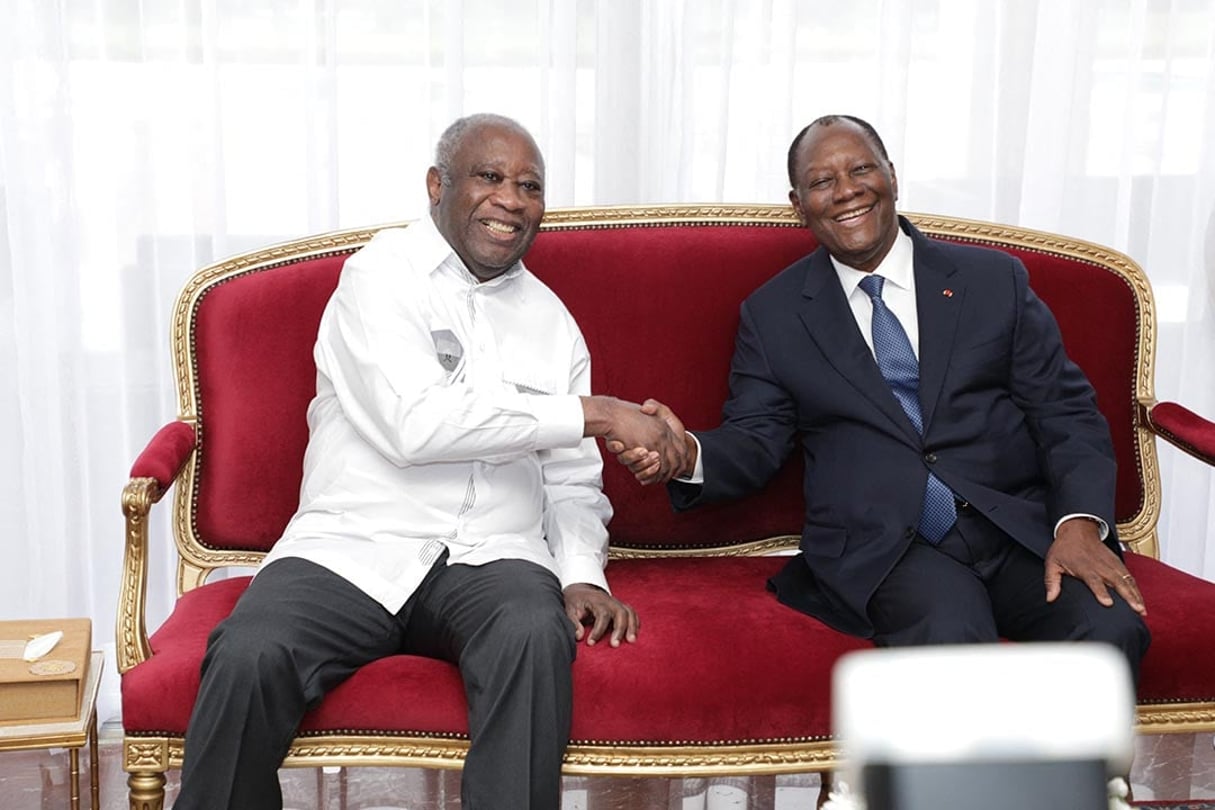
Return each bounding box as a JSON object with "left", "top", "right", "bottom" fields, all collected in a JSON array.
[{"left": 671, "top": 218, "right": 1119, "bottom": 637}]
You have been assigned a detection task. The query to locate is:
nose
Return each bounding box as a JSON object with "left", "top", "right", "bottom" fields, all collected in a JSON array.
[
  {"left": 491, "top": 182, "right": 526, "bottom": 211},
  {"left": 833, "top": 173, "right": 862, "bottom": 202}
]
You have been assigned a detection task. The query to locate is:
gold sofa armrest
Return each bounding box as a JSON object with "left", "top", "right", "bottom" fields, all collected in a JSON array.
[
  {"left": 117, "top": 421, "right": 198, "bottom": 673},
  {"left": 1142, "top": 399, "right": 1215, "bottom": 467}
]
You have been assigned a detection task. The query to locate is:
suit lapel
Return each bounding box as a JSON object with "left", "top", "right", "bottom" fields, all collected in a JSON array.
[
  {"left": 910, "top": 227, "right": 965, "bottom": 433},
  {"left": 796, "top": 250, "right": 921, "bottom": 442}
]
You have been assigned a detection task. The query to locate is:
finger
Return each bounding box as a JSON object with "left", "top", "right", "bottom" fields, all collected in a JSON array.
[
  {"left": 1083, "top": 574, "right": 1115, "bottom": 608},
  {"left": 634, "top": 459, "right": 662, "bottom": 485},
  {"left": 605, "top": 439, "right": 625, "bottom": 454},
  {"left": 1111, "top": 572, "right": 1147, "bottom": 616},
  {"left": 1043, "top": 562, "right": 1063, "bottom": 603},
  {"left": 608, "top": 604, "right": 629, "bottom": 647},
  {"left": 654, "top": 403, "right": 685, "bottom": 435},
  {"left": 626, "top": 451, "right": 659, "bottom": 474},
  {"left": 585, "top": 603, "right": 612, "bottom": 646},
  {"left": 623, "top": 603, "right": 639, "bottom": 643},
  {"left": 565, "top": 601, "right": 586, "bottom": 640}
]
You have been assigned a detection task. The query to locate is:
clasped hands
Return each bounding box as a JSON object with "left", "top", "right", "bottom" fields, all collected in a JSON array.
[{"left": 601, "top": 398, "right": 692, "bottom": 485}]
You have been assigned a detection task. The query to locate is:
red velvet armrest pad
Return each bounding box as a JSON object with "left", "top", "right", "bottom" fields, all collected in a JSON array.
[
  {"left": 129, "top": 421, "right": 198, "bottom": 487},
  {"left": 1146, "top": 401, "right": 1215, "bottom": 465}
]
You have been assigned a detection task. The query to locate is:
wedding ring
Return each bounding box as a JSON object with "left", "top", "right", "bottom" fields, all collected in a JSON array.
[{"left": 1120, "top": 574, "right": 1134, "bottom": 582}]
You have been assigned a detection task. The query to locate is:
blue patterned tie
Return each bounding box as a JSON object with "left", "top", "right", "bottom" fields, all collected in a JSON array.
[{"left": 858, "top": 274, "right": 957, "bottom": 544}]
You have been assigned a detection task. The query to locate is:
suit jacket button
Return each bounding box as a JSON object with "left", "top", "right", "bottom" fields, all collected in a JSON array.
[{"left": 924, "top": 452, "right": 938, "bottom": 463}]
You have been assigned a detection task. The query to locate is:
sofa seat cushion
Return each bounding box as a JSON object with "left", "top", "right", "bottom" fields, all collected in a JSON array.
[
  {"left": 120, "top": 552, "right": 1215, "bottom": 744},
  {"left": 121, "top": 556, "right": 867, "bottom": 744},
  {"left": 1127, "top": 552, "right": 1215, "bottom": 703}
]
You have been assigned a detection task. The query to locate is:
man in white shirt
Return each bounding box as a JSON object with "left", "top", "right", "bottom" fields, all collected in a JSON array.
[{"left": 175, "top": 113, "right": 686, "bottom": 810}]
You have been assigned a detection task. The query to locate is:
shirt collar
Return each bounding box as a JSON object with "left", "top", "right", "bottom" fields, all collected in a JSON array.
[
  {"left": 411, "top": 214, "right": 526, "bottom": 288},
  {"left": 830, "top": 225, "right": 914, "bottom": 298}
]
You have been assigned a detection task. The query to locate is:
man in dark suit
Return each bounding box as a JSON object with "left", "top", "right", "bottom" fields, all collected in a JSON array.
[{"left": 612, "top": 115, "right": 1149, "bottom": 673}]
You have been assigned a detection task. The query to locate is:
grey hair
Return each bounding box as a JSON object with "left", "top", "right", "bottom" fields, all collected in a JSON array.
[{"left": 433, "top": 113, "right": 536, "bottom": 185}]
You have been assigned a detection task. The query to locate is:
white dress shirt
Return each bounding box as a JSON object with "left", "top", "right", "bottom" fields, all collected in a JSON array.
[{"left": 262, "top": 215, "right": 612, "bottom": 613}]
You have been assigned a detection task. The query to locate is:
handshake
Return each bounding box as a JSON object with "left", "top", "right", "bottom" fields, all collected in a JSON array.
[{"left": 581, "top": 396, "right": 695, "bottom": 485}]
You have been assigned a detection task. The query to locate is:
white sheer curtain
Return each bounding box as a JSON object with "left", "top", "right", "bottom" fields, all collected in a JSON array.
[{"left": 2, "top": 0, "right": 1213, "bottom": 785}]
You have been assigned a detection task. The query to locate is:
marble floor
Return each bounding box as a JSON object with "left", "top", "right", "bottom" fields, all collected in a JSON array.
[{"left": 2, "top": 725, "right": 1213, "bottom": 809}]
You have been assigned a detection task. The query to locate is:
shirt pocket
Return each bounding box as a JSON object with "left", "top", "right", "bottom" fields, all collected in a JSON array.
[{"left": 501, "top": 363, "right": 559, "bottom": 396}]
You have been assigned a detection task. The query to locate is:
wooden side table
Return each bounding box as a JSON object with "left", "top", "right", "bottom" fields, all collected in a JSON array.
[{"left": 0, "top": 650, "right": 104, "bottom": 810}]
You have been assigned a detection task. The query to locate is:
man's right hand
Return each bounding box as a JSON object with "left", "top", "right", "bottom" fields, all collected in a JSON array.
[{"left": 604, "top": 399, "right": 696, "bottom": 485}]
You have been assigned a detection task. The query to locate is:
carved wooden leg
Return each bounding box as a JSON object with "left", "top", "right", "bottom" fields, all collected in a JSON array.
[
  {"left": 443, "top": 769, "right": 462, "bottom": 810},
  {"left": 817, "top": 771, "right": 834, "bottom": 809},
  {"left": 88, "top": 713, "right": 99, "bottom": 810},
  {"left": 70, "top": 747, "right": 80, "bottom": 810},
  {"left": 748, "top": 775, "right": 776, "bottom": 809},
  {"left": 128, "top": 770, "right": 167, "bottom": 810}
]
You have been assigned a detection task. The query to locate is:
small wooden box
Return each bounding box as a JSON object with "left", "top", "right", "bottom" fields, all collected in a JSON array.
[{"left": 0, "top": 618, "right": 92, "bottom": 725}]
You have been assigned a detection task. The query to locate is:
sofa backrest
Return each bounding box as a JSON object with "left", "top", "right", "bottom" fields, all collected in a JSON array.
[{"left": 170, "top": 206, "right": 1161, "bottom": 584}]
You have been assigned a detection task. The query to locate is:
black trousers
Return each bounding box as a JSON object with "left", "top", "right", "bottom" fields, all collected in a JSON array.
[
  {"left": 867, "top": 503, "right": 1151, "bottom": 683},
  {"left": 175, "top": 554, "right": 575, "bottom": 810}
]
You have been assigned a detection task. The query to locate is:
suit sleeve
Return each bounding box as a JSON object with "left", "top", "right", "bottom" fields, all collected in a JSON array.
[
  {"left": 670, "top": 299, "right": 799, "bottom": 509},
  {"left": 1006, "top": 259, "right": 1118, "bottom": 531}
]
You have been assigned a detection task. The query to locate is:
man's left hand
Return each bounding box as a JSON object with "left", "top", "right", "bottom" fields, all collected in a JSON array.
[
  {"left": 563, "top": 583, "right": 639, "bottom": 647},
  {"left": 1044, "top": 518, "right": 1146, "bottom": 616}
]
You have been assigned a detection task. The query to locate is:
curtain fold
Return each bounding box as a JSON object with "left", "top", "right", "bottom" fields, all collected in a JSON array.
[{"left": 2, "top": 0, "right": 1212, "bottom": 757}]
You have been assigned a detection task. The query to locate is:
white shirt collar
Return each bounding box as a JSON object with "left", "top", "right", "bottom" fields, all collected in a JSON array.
[
  {"left": 830, "top": 225, "right": 914, "bottom": 298},
  {"left": 412, "top": 213, "right": 526, "bottom": 287}
]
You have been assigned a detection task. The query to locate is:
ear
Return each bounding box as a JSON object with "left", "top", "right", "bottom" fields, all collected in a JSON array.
[
  {"left": 426, "top": 167, "right": 443, "bottom": 207},
  {"left": 889, "top": 163, "right": 899, "bottom": 203},
  {"left": 788, "top": 189, "right": 808, "bottom": 226}
]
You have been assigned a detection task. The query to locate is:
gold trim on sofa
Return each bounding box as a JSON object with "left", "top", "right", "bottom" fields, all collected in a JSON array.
[{"left": 118, "top": 694, "right": 1215, "bottom": 785}]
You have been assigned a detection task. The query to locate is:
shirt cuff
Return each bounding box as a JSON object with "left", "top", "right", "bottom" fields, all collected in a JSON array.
[
  {"left": 528, "top": 394, "right": 587, "bottom": 450},
  {"left": 676, "top": 432, "right": 706, "bottom": 484},
  {"left": 557, "top": 554, "right": 611, "bottom": 594},
  {"left": 1054, "top": 513, "right": 1110, "bottom": 541}
]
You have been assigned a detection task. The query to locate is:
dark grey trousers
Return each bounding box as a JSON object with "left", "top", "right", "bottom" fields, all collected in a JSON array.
[
  {"left": 867, "top": 504, "right": 1151, "bottom": 683},
  {"left": 175, "top": 554, "right": 575, "bottom": 810}
]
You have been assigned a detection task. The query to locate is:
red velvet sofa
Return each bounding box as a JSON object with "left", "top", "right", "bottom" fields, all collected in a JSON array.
[{"left": 119, "top": 205, "right": 1215, "bottom": 808}]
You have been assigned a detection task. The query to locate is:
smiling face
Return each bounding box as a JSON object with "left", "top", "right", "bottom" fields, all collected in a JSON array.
[
  {"left": 788, "top": 120, "right": 899, "bottom": 273},
  {"left": 427, "top": 121, "right": 545, "bottom": 281}
]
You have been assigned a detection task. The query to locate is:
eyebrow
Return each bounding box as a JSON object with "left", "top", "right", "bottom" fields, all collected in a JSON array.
[{"left": 468, "top": 161, "right": 543, "bottom": 178}]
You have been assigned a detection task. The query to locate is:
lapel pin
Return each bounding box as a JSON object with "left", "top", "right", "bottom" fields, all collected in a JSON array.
[{"left": 942, "top": 289, "right": 954, "bottom": 298}]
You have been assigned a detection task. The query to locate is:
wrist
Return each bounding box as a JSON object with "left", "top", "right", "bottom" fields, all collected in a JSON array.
[
  {"left": 1055, "top": 515, "right": 1102, "bottom": 539},
  {"left": 676, "top": 432, "right": 698, "bottom": 479},
  {"left": 580, "top": 395, "right": 617, "bottom": 438}
]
